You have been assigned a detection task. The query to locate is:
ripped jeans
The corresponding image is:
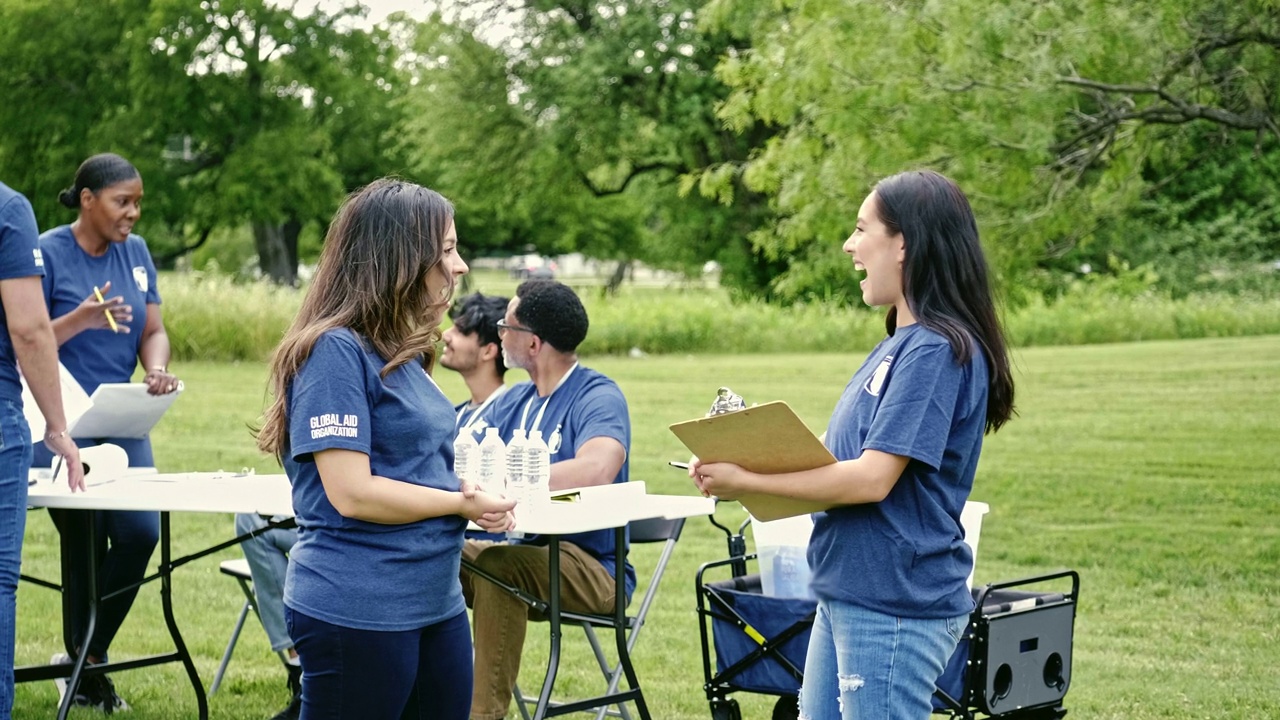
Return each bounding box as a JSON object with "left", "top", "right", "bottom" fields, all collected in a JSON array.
[{"left": 799, "top": 598, "right": 965, "bottom": 720}]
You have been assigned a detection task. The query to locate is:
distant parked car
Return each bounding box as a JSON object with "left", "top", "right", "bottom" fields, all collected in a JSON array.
[{"left": 509, "top": 254, "right": 557, "bottom": 279}]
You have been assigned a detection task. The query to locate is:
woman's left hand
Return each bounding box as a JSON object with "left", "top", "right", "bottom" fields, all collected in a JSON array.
[
  {"left": 690, "top": 460, "right": 751, "bottom": 501},
  {"left": 143, "top": 366, "right": 180, "bottom": 395},
  {"left": 475, "top": 509, "right": 516, "bottom": 533}
]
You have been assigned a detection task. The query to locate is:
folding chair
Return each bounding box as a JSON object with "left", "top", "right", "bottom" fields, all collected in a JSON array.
[
  {"left": 514, "top": 516, "right": 686, "bottom": 720},
  {"left": 209, "top": 558, "right": 288, "bottom": 694}
]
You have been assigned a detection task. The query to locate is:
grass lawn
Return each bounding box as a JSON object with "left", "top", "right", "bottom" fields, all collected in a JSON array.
[{"left": 13, "top": 335, "right": 1280, "bottom": 719}]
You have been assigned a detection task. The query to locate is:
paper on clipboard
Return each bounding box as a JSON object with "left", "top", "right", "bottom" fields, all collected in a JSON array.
[
  {"left": 668, "top": 401, "right": 838, "bottom": 521},
  {"left": 70, "top": 382, "right": 183, "bottom": 440},
  {"left": 20, "top": 362, "right": 92, "bottom": 443}
]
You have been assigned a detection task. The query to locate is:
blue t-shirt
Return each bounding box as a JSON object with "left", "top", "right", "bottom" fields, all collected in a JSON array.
[
  {"left": 39, "top": 225, "right": 160, "bottom": 396},
  {"left": 452, "top": 383, "right": 507, "bottom": 441},
  {"left": 34, "top": 225, "right": 161, "bottom": 467},
  {"left": 482, "top": 365, "right": 636, "bottom": 599},
  {"left": 0, "top": 183, "right": 46, "bottom": 404},
  {"left": 283, "top": 329, "right": 466, "bottom": 631},
  {"left": 808, "top": 324, "right": 988, "bottom": 618}
]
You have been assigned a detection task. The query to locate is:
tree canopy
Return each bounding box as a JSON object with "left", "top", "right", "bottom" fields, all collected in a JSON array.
[{"left": 1, "top": 0, "right": 1276, "bottom": 298}]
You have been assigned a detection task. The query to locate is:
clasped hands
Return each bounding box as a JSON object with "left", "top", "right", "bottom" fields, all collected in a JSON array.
[{"left": 460, "top": 480, "right": 518, "bottom": 532}]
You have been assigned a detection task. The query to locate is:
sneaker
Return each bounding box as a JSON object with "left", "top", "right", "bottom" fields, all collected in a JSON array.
[
  {"left": 269, "top": 664, "right": 302, "bottom": 720},
  {"left": 51, "top": 652, "right": 73, "bottom": 705},
  {"left": 78, "top": 672, "right": 130, "bottom": 715},
  {"left": 50, "top": 653, "right": 93, "bottom": 707}
]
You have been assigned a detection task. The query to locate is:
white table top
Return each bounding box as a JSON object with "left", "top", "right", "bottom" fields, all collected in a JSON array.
[
  {"left": 27, "top": 469, "right": 295, "bottom": 516},
  {"left": 27, "top": 470, "right": 713, "bottom": 533}
]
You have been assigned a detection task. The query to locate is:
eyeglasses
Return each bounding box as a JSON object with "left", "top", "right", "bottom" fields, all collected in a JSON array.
[{"left": 496, "top": 319, "right": 536, "bottom": 335}]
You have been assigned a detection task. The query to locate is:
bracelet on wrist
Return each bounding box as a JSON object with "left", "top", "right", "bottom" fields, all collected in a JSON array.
[
  {"left": 149, "top": 365, "right": 167, "bottom": 374},
  {"left": 45, "top": 429, "right": 68, "bottom": 441}
]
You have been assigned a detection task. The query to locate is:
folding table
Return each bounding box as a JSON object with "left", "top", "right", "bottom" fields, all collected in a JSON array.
[
  {"left": 19, "top": 469, "right": 293, "bottom": 720},
  {"left": 463, "top": 482, "right": 714, "bottom": 720}
]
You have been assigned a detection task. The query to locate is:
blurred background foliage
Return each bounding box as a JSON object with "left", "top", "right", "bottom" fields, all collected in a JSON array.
[{"left": 2, "top": 0, "right": 1278, "bottom": 305}]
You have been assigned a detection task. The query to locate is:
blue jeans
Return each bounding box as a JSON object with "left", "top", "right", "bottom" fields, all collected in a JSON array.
[
  {"left": 799, "top": 598, "right": 965, "bottom": 720},
  {"left": 0, "top": 401, "right": 32, "bottom": 720},
  {"left": 234, "top": 513, "right": 297, "bottom": 652},
  {"left": 285, "top": 607, "right": 472, "bottom": 720}
]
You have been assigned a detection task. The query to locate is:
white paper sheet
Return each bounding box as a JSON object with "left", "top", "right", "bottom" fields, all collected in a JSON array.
[
  {"left": 69, "top": 382, "right": 184, "bottom": 439},
  {"left": 19, "top": 362, "right": 92, "bottom": 443}
]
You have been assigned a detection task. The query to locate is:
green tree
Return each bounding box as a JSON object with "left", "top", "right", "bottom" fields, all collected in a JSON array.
[
  {"left": 399, "top": 0, "right": 777, "bottom": 294},
  {"left": 701, "top": 0, "right": 1280, "bottom": 302},
  {"left": 0, "top": 0, "right": 148, "bottom": 223},
  {"left": 0, "top": 0, "right": 408, "bottom": 283},
  {"left": 132, "top": 0, "right": 408, "bottom": 283}
]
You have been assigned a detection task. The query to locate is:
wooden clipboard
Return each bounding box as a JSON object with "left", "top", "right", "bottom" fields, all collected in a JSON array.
[{"left": 668, "top": 401, "right": 838, "bottom": 521}]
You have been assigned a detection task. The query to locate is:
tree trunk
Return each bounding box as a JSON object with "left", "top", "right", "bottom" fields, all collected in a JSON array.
[
  {"left": 603, "top": 259, "right": 632, "bottom": 296},
  {"left": 253, "top": 219, "right": 300, "bottom": 286}
]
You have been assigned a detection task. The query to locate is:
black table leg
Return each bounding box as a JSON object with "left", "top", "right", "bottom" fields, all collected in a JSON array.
[
  {"left": 610, "top": 525, "right": 649, "bottom": 720},
  {"left": 159, "top": 512, "right": 208, "bottom": 719},
  {"left": 56, "top": 510, "right": 97, "bottom": 720},
  {"left": 533, "top": 536, "right": 563, "bottom": 719}
]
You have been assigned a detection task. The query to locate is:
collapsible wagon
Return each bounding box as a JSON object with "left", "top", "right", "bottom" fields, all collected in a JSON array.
[{"left": 694, "top": 512, "right": 1079, "bottom": 720}]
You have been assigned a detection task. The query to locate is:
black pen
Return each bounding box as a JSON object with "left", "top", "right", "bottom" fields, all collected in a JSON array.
[{"left": 668, "top": 461, "right": 689, "bottom": 470}]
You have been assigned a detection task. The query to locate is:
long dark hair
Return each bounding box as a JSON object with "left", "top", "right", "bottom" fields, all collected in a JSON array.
[
  {"left": 874, "top": 170, "right": 1015, "bottom": 433},
  {"left": 257, "top": 179, "right": 457, "bottom": 457}
]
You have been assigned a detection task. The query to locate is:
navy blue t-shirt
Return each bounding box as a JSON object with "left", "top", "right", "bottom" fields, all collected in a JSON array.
[
  {"left": 283, "top": 329, "right": 466, "bottom": 631},
  {"left": 35, "top": 225, "right": 161, "bottom": 467},
  {"left": 482, "top": 365, "right": 636, "bottom": 599},
  {"left": 808, "top": 324, "right": 988, "bottom": 618},
  {"left": 39, "top": 225, "right": 160, "bottom": 396},
  {"left": 0, "top": 183, "right": 45, "bottom": 405}
]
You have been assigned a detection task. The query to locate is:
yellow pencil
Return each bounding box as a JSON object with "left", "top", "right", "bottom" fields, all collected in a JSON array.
[{"left": 93, "top": 286, "right": 118, "bottom": 332}]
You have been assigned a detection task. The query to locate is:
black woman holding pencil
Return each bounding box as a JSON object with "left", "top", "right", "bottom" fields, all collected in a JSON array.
[{"left": 32, "top": 152, "right": 180, "bottom": 713}]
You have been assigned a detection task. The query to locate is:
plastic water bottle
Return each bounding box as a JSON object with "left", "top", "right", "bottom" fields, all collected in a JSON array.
[
  {"left": 524, "top": 429, "right": 551, "bottom": 509},
  {"left": 477, "top": 427, "right": 506, "bottom": 493},
  {"left": 772, "top": 546, "right": 813, "bottom": 599},
  {"left": 452, "top": 430, "right": 478, "bottom": 486},
  {"left": 505, "top": 429, "right": 528, "bottom": 502},
  {"left": 504, "top": 429, "right": 529, "bottom": 540}
]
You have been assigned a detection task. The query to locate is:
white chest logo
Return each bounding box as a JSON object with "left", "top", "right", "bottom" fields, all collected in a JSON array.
[
  {"left": 133, "top": 266, "right": 148, "bottom": 293},
  {"left": 547, "top": 425, "right": 563, "bottom": 454},
  {"left": 864, "top": 355, "right": 893, "bottom": 397}
]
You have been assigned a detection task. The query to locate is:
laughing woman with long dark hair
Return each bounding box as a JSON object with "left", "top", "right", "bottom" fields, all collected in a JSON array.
[{"left": 691, "top": 170, "right": 1015, "bottom": 720}]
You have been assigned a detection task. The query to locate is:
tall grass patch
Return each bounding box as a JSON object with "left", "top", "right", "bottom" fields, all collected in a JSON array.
[{"left": 156, "top": 270, "right": 1280, "bottom": 362}]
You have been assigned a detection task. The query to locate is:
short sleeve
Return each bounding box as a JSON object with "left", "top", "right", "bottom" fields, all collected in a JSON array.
[
  {"left": 288, "top": 333, "right": 373, "bottom": 460},
  {"left": 862, "top": 343, "right": 964, "bottom": 470},
  {"left": 0, "top": 195, "right": 43, "bottom": 281},
  {"left": 569, "top": 382, "right": 629, "bottom": 454}
]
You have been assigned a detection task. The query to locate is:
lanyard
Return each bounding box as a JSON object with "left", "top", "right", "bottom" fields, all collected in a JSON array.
[
  {"left": 518, "top": 362, "right": 579, "bottom": 435},
  {"left": 456, "top": 384, "right": 509, "bottom": 433}
]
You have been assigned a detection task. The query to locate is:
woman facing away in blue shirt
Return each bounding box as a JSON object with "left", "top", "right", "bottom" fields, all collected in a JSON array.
[
  {"left": 254, "top": 179, "right": 515, "bottom": 720},
  {"left": 691, "top": 170, "right": 1016, "bottom": 720},
  {"left": 35, "top": 153, "right": 181, "bottom": 713}
]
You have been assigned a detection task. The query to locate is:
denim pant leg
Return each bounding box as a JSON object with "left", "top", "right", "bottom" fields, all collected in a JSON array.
[
  {"left": 799, "top": 599, "right": 965, "bottom": 720},
  {"left": 234, "top": 513, "right": 297, "bottom": 652},
  {"left": 0, "top": 402, "right": 32, "bottom": 720}
]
